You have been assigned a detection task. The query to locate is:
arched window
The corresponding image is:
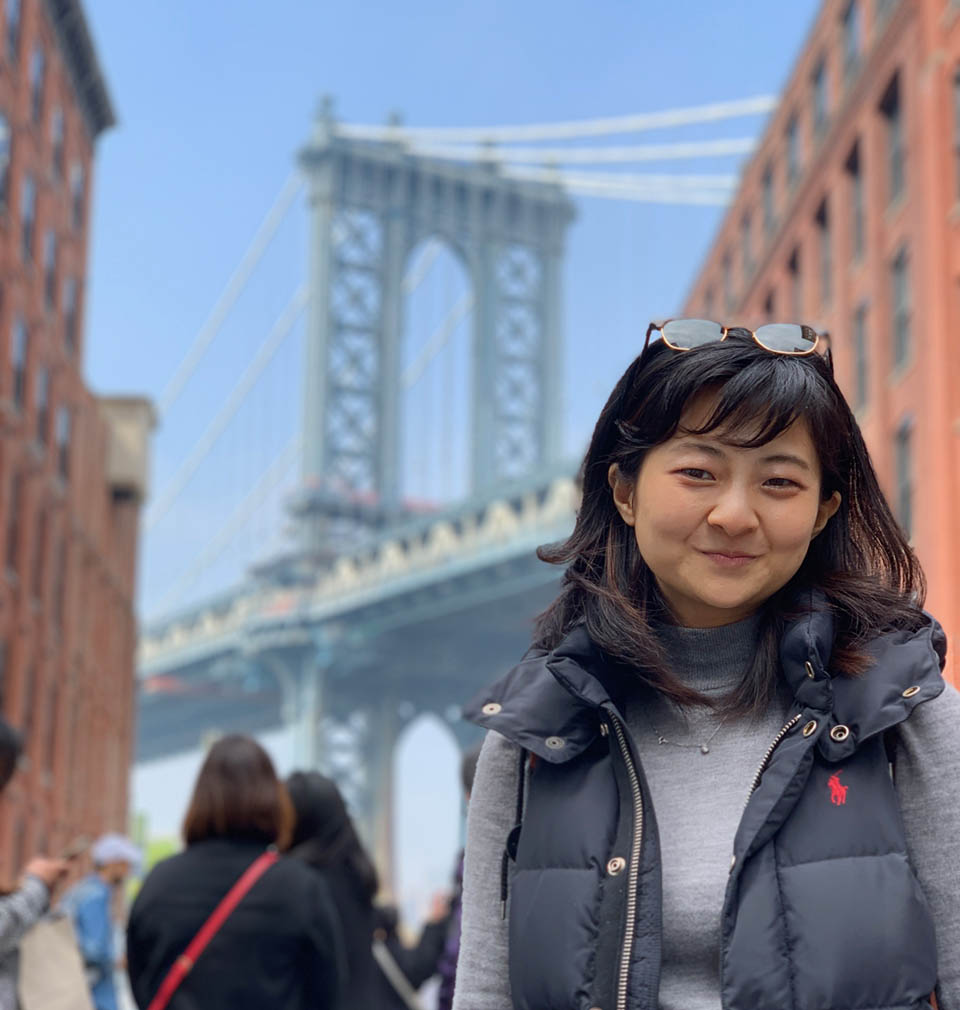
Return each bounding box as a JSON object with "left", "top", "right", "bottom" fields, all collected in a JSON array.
[{"left": 63, "top": 276, "right": 77, "bottom": 353}]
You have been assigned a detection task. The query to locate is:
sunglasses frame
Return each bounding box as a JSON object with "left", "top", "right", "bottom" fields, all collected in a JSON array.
[{"left": 643, "top": 318, "right": 823, "bottom": 358}]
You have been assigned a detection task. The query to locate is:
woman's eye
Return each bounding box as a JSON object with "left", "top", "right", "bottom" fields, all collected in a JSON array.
[
  {"left": 764, "top": 477, "right": 799, "bottom": 489},
  {"left": 679, "top": 468, "right": 714, "bottom": 481}
]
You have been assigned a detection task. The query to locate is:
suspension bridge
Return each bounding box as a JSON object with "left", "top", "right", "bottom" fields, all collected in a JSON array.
[{"left": 136, "top": 92, "right": 775, "bottom": 879}]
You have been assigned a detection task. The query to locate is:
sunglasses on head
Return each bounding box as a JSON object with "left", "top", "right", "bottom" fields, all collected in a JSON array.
[{"left": 643, "top": 318, "right": 823, "bottom": 357}]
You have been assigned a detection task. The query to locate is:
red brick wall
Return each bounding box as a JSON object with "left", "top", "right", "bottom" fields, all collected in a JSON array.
[
  {"left": 683, "top": 0, "right": 960, "bottom": 679},
  {"left": 0, "top": 0, "right": 136, "bottom": 877}
]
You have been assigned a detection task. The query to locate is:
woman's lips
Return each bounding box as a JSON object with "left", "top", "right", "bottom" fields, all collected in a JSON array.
[{"left": 698, "top": 550, "right": 759, "bottom": 568}]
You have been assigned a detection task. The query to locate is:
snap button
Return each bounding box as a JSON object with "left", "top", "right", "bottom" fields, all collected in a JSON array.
[
  {"left": 830, "top": 724, "right": 850, "bottom": 742},
  {"left": 545, "top": 736, "right": 566, "bottom": 750},
  {"left": 481, "top": 702, "right": 501, "bottom": 715},
  {"left": 902, "top": 685, "right": 920, "bottom": 698},
  {"left": 804, "top": 661, "right": 816, "bottom": 679},
  {"left": 802, "top": 720, "right": 818, "bottom": 738},
  {"left": 606, "top": 856, "right": 626, "bottom": 876}
]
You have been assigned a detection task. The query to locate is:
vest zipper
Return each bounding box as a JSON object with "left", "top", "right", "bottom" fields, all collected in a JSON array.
[
  {"left": 608, "top": 713, "right": 643, "bottom": 1010},
  {"left": 720, "top": 711, "right": 803, "bottom": 1008},
  {"left": 742, "top": 712, "right": 802, "bottom": 810}
]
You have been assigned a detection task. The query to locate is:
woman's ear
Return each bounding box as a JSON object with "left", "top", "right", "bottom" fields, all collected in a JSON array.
[
  {"left": 608, "top": 463, "right": 637, "bottom": 527},
  {"left": 812, "top": 490, "right": 841, "bottom": 537}
]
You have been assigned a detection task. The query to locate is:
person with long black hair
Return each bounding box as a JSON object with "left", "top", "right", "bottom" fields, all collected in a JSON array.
[{"left": 453, "top": 323, "right": 960, "bottom": 1010}]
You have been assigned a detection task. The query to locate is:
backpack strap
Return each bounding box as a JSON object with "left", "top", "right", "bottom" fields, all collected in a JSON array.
[{"left": 146, "top": 849, "right": 279, "bottom": 1010}]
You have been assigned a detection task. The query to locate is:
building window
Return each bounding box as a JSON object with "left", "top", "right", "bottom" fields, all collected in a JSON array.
[
  {"left": 63, "top": 277, "right": 77, "bottom": 353},
  {"left": 763, "top": 290, "right": 776, "bottom": 320},
  {"left": 55, "top": 407, "right": 70, "bottom": 481},
  {"left": 50, "top": 108, "right": 64, "bottom": 182},
  {"left": 786, "top": 114, "right": 801, "bottom": 189},
  {"left": 853, "top": 303, "right": 868, "bottom": 409},
  {"left": 42, "top": 231, "right": 56, "bottom": 310},
  {"left": 762, "top": 163, "right": 776, "bottom": 239},
  {"left": 788, "top": 248, "right": 802, "bottom": 321},
  {"left": 816, "top": 200, "right": 831, "bottom": 306},
  {"left": 31, "top": 508, "right": 45, "bottom": 600},
  {"left": 5, "top": 0, "right": 20, "bottom": 66},
  {"left": 845, "top": 142, "right": 864, "bottom": 261},
  {"left": 954, "top": 66, "right": 960, "bottom": 202},
  {"left": 0, "top": 112, "right": 10, "bottom": 209},
  {"left": 703, "top": 286, "right": 714, "bottom": 319},
  {"left": 894, "top": 419, "right": 913, "bottom": 538},
  {"left": 891, "top": 246, "right": 910, "bottom": 368},
  {"left": 19, "top": 174, "right": 34, "bottom": 261},
  {"left": 5, "top": 470, "right": 21, "bottom": 574},
  {"left": 11, "top": 315, "right": 26, "bottom": 410},
  {"left": 69, "top": 163, "right": 84, "bottom": 231},
  {"left": 34, "top": 367, "right": 48, "bottom": 445},
  {"left": 812, "top": 58, "right": 829, "bottom": 139},
  {"left": 29, "top": 45, "right": 44, "bottom": 125},
  {"left": 722, "top": 251, "right": 734, "bottom": 311},
  {"left": 880, "top": 73, "right": 904, "bottom": 204},
  {"left": 842, "top": 1, "right": 862, "bottom": 86},
  {"left": 52, "top": 538, "right": 66, "bottom": 628},
  {"left": 740, "top": 212, "right": 753, "bottom": 280}
]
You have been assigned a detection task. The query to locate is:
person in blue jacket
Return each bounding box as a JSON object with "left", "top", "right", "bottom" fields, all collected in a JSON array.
[{"left": 60, "top": 833, "right": 141, "bottom": 1010}]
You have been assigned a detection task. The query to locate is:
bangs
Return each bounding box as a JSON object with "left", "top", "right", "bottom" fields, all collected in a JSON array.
[
  {"left": 622, "top": 339, "right": 838, "bottom": 457},
  {"left": 680, "top": 358, "right": 824, "bottom": 448}
]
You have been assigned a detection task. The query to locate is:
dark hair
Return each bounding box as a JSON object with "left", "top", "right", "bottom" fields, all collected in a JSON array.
[
  {"left": 182, "top": 735, "right": 293, "bottom": 848},
  {"left": 536, "top": 334, "right": 926, "bottom": 715},
  {"left": 0, "top": 720, "right": 22, "bottom": 793},
  {"left": 285, "top": 771, "right": 379, "bottom": 901}
]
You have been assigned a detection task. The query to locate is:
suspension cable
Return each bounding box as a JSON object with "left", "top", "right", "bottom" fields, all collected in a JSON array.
[
  {"left": 334, "top": 95, "right": 776, "bottom": 144},
  {"left": 145, "top": 285, "right": 308, "bottom": 532}
]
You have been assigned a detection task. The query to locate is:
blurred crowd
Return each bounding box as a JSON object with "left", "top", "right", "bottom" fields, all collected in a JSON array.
[{"left": 0, "top": 722, "right": 477, "bottom": 1010}]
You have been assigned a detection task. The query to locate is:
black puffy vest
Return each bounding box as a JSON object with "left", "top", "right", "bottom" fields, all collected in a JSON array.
[{"left": 465, "top": 600, "right": 947, "bottom": 1010}]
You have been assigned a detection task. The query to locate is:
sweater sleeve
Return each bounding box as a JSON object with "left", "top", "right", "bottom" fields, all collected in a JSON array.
[
  {"left": 451, "top": 731, "right": 518, "bottom": 1010},
  {"left": 893, "top": 679, "right": 960, "bottom": 1010},
  {"left": 0, "top": 876, "right": 49, "bottom": 955}
]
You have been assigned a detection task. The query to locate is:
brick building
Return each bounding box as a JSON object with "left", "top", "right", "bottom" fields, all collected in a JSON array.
[
  {"left": 683, "top": 0, "right": 960, "bottom": 670},
  {"left": 0, "top": 0, "right": 152, "bottom": 875}
]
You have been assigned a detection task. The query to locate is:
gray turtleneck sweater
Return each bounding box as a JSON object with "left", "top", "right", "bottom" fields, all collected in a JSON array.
[{"left": 452, "top": 616, "right": 960, "bottom": 1010}]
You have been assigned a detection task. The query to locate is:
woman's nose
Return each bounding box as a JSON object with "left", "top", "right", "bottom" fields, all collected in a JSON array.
[{"left": 705, "top": 486, "right": 760, "bottom": 537}]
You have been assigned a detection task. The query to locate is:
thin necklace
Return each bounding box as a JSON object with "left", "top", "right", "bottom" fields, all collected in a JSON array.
[{"left": 640, "top": 706, "right": 730, "bottom": 755}]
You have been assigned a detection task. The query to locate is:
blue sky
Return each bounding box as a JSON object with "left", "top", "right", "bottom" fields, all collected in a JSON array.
[{"left": 81, "top": 0, "right": 822, "bottom": 617}]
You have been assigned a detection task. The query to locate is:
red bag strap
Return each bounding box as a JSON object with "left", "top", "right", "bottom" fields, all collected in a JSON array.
[{"left": 146, "top": 849, "right": 279, "bottom": 1010}]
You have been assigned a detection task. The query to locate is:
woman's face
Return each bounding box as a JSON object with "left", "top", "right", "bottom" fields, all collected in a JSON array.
[{"left": 609, "top": 392, "right": 841, "bottom": 628}]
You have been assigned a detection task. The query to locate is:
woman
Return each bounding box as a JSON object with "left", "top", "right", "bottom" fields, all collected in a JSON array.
[
  {"left": 453, "top": 323, "right": 960, "bottom": 1010},
  {"left": 127, "top": 735, "right": 343, "bottom": 1010},
  {"left": 286, "top": 771, "right": 381, "bottom": 1007},
  {"left": 0, "top": 718, "right": 67, "bottom": 1009}
]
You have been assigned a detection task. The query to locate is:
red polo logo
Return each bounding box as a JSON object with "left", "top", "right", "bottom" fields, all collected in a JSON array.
[{"left": 828, "top": 770, "right": 848, "bottom": 806}]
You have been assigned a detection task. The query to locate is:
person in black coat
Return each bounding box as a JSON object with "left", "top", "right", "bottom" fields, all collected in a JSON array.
[
  {"left": 127, "top": 735, "right": 343, "bottom": 1010},
  {"left": 286, "top": 771, "right": 381, "bottom": 1009}
]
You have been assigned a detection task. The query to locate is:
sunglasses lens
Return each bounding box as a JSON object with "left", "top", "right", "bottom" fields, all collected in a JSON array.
[
  {"left": 754, "top": 324, "right": 818, "bottom": 354},
  {"left": 661, "top": 319, "right": 724, "bottom": 349}
]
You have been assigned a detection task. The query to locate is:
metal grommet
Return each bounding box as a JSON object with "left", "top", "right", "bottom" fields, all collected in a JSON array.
[
  {"left": 729, "top": 854, "right": 737, "bottom": 872},
  {"left": 606, "top": 856, "right": 626, "bottom": 876},
  {"left": 830, "top": 724, "right": 850, "bottom": 742},
  {"left": 802, "top": 720, "right": 818, "bottom": 738},
  {"left": 599, "top": 722, "right": 609, "bottom": 737},
  {"left": 902, "top": 685, "right": 920, "bottom": 698},
  {"left": 481, "top": 702, "right": 501, "bottom": 716},
  {"left": 545, "top": 736, "right": 566, "bottom": 750},
  {"left": 804, "top": 661, "right": 816, "bottom": 679}
]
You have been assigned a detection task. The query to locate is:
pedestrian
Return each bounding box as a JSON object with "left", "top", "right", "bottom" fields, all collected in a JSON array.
[
  {"left": 285, "top": 770, "right": 381, "bottom": 1008},
  {"left": 435, "top": 744, "right": 480, "bottom": 1010},
  {"left": 0, "top": 718, "right": 68, "bottom": 1010},
  {"left": 126, "top": 735, "right": 343, "bottom": 1010},
  {"left": 372, "top": 901, "right": 448, "bottom": 1010},
  {"left": 453, "top": 322, "right": 960, "bottom": 1010},
  {"left": 59, "top": 833, "right": 140, "bottom": 1010}
]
